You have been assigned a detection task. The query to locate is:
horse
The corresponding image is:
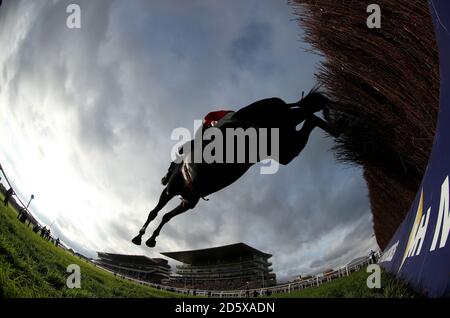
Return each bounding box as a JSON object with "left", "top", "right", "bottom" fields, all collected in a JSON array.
[{"left": 131, "top": 89, "right": 339, "bottom": 247}]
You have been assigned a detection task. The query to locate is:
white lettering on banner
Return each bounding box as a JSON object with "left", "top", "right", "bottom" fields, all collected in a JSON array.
[
  {"left": 399, "top": 190, "right": 430, "bottom": 270},
  {"left": 430, "top": 176, "right": 450, "bottom": 251},
  {"left": 396, "top": 175, "right": 449, "bottom": 271},
  {"left": 379, "top": 241, "right": 398, "bottom": 263},
  {"left": 407, "top": 207, "right": 430, "bottom": 257}
]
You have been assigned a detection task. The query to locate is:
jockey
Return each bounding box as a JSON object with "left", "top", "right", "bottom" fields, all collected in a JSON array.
[
  {"left": 3, "top": 187, "right": 14, "bottom": 207},
  {"left": 161, "top": 110, "right": 235, "bottom": 185}
]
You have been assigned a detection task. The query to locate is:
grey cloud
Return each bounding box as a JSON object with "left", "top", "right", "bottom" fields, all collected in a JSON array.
[
  {"left": 310, "top": 259, "right": 325, "bottom": 269},
  {"left": 307, "top": 213, "right": 375, "bottom": 273}
]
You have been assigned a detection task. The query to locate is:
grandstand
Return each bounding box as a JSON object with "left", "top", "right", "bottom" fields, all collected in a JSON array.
[
  {"left": 94, "top": 252, "right": 170, "bottom": 284},
  {"left": 161, "top": 242, "right": 276, "bottom": 290}
]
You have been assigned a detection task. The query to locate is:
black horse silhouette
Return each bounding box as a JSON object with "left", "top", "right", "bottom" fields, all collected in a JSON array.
[{"left": 132, "top": 90, "right": 339, "bottom": 247}]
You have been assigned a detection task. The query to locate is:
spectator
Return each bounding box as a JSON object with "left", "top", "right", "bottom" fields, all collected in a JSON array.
[
  {"left": 55, "top": 238, "right": 60, "bottom": 247},
  {"left": 18, "top": 210, "right": 28, "bottom": 223},
  {"left": 32, "top": 224, "right": 40, "bottom": 233},
  {"left": 4, "top": 188, "right": 14, "bottom": 206},
  {"left": 17, "top": 207, "right": 25, "bottom": 219},
  {"left": 369, "top": 250, "right": 376, "bottom": 264}
]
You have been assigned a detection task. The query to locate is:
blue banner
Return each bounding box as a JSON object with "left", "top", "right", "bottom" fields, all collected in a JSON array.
[{"left": 379, "top": 0, "right": 450, "bottom": 298}]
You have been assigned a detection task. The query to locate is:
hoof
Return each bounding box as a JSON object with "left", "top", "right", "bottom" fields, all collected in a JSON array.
[
  {"left": 145, "top": 238, "right": 156, "bottom": 248},
  {"left": 131, "top": 235, "right": 142, "bottom": 246}
]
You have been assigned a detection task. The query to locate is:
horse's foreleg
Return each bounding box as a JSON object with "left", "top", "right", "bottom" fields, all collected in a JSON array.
[
  {"left": 308, "top": 114, "right": 340, "bottom": 138},
  {"left": 290, "top": 116, "right": 317, "bottom": 158},
  {"left": 145, "top": 199, "right": 198, "bottom": 248},
  {"left": 131, "top": 188, "right": 174, "bottom": 245},
  {"left": 291, "top": 115, "right": 339, "bottom": 158}
]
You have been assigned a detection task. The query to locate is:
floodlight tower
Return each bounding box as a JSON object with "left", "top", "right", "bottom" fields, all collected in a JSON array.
[{"left": 26, "top": 194, "right": 35, "bottom": 209}]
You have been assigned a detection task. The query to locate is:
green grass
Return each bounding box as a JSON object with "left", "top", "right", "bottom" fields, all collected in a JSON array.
[
  {"left": 0, "top": 192, "right": 182, "bottom": 298},
  {"left": 0, "top": 191, "right": 418, "bottom": 298},
  {"left": 268, "top": 267, "right": 419, "bottom": 298}
]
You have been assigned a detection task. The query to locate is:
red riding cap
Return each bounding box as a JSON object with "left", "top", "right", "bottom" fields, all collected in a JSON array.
[{"left": 203, "top": 110, "right": 234, "bottom": 127}]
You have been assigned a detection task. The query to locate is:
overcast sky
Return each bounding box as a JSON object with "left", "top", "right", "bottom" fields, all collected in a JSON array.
[{"left": 0, "top": 0, "right": 378, "bottom": 282}]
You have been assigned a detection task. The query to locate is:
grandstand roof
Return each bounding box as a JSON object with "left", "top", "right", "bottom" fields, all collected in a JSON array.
[
  {"left": 97, "top": 252, "right": 169, "bottom": 267},
  {"left": 161, "top": 243, "right": 271, "bottom": 264}
]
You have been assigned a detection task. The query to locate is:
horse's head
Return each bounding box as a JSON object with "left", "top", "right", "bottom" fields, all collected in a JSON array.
[{"left": 298, "top": 88, "right": 331, "bottom": 114}]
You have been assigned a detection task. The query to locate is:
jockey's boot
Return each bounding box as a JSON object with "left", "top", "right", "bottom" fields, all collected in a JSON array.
[{"left": 161, "top": 162, "right": 176, "bottom": 186}]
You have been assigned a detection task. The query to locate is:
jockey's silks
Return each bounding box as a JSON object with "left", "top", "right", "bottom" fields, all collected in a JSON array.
[{"left": 203, "top": 110, "right": 234, "bottom": 127}]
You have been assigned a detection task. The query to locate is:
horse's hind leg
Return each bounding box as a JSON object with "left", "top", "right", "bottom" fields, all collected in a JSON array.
[
  {"left": 131, "top": 188, "right": 174, "bottom": 245},
  {"left": 145, "top": 199, "right": 199, "bottom": 248}
]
